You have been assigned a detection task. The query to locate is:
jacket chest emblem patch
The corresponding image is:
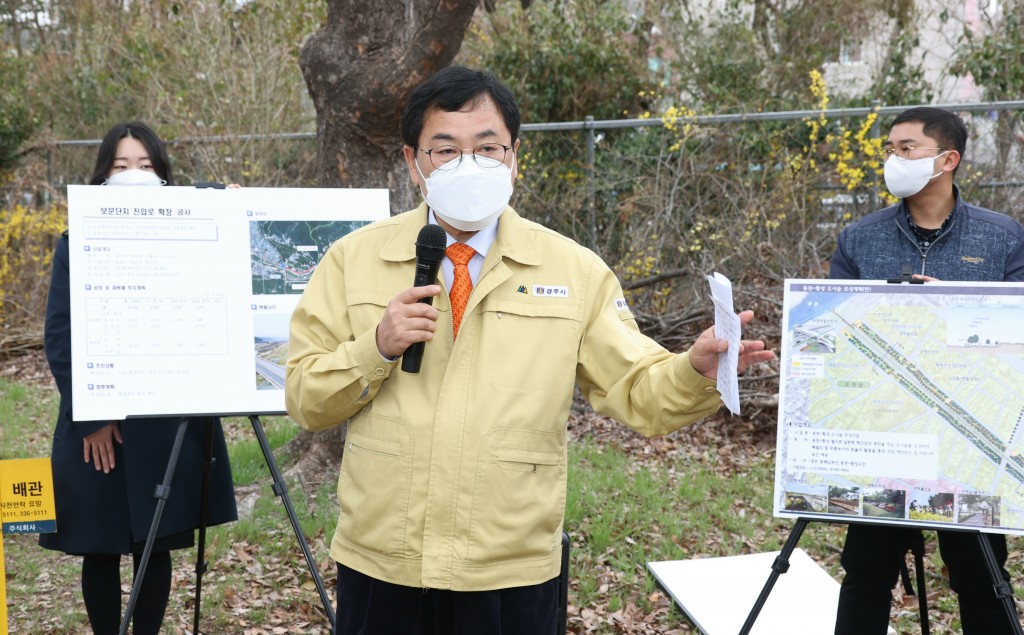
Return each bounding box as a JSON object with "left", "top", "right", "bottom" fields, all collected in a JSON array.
[
  {"left": 533, "top": 285, "right": 569, "bottom": 298},
  {"left": 961, "top": 256, "right": 985, "bottom": 264}
]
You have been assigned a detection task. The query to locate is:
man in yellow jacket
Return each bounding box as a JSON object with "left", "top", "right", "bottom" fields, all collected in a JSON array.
[{"left": 286, "top": 66, "right": 774, "bottom": 635}]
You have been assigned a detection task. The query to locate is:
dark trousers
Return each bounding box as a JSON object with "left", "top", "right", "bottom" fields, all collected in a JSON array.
[
  {"left": 835, "top": 524, "right": 1016, "bottom": 634},
  {"left": 335, "top": 563, "right": 558, "bottom": 635},
  {"left": 81, "top": 551, "right": 172, "bottom": 635}
]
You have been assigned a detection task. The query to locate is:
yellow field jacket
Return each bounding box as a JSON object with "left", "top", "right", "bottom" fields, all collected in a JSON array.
[{"left": 285, "top": 204, "right": 722, "bottom": 591}]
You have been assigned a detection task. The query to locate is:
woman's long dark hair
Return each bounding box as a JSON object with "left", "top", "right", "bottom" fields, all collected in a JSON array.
[{"left": 88, "top": 121, "right": 174, "bottom": 185}]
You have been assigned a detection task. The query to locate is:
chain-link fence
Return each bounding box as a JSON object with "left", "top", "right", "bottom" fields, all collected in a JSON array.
[
  {"left": 10, "top": 101, "right": 1024, "bottom": 355},
  {"left": 31, "top": 132, "right": 322, "bottom": 197},
  {"left": 26, "top": 100, "right": 1024, "bottom": 240},
  {"left": 517, "top": 100, "right": 1024, "bottom": 251},
  {"left": 514, "top": 101, "right": 1024, "bottom": 352}
]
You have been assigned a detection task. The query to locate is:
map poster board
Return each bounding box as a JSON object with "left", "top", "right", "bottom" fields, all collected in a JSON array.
[
  {"left": 774, "top": 279, "right": 1024, "bottom": 534},
  {"left": 67, "top": 185, "right": 389, "bottom": 421}
]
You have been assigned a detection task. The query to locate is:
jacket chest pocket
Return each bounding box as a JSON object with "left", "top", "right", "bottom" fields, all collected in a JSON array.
[
  {"left": 477, "top": 299, "right": 582, "bottom": 393},
  {"left": 346, "top": 290, "right": 391, "bottom": 336}
]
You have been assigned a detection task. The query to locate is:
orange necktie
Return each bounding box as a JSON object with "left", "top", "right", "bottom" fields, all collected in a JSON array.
[{"left": 446, "top": 242, "right": 476, "bottom": 339}]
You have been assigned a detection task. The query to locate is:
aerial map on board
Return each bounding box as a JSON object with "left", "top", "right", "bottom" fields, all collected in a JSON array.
[
  {"left": 774, "top": 280, "right": 1024, "bottom": 534},
  {"left": 250, "top": 220, "right": 366, "bottom": 295},
  {"left": 249, "top": 219, "right": 370, "bottom": 391}
]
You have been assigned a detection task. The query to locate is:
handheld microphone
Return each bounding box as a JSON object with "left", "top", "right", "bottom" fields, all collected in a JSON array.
[{"left": 401, "top": 224, "right": 447, "bottom": 373}]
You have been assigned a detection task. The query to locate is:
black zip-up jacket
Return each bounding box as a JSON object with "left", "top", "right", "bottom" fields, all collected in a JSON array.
[{"left": 829, "top": 190, "right": 1024, "bottom": 282}]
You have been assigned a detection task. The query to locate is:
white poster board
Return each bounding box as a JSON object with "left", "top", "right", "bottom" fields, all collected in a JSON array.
[
  {"left": 648, "top": 549, "right": 839, "bottom": 635},
  {"left": 774, "top": 279, "right": 1024, "bottom": 534},
  {"left": 67, "top": 185, "right": 389, "bottom": 421}
]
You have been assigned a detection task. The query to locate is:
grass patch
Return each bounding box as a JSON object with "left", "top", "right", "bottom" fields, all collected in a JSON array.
[
  {"left": 0, "top": 377, "right": 337, "bottom": 634},
  {"left": 223, "top": 415, "right": 298, "bottom": 487},
  {"left": 3, "top": 374, "right": 1023, "bottom": 634},
  {"left": 564, "top": 435, "right": 806, "bottom": 630},
  {"left": 0, "top": 378, "right": 59, "bottom": 460}
]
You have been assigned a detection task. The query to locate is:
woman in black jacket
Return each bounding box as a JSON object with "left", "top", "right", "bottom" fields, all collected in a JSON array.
[{"left": 39, "top": 121, "right": 237, "bottom": 635}]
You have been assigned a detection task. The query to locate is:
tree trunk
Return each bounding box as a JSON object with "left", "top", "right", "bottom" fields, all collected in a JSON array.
[
  {"left": 287, "top": 0, "right": 479, "bottom": 468},
  {"left": 298, "top": 0, "right": 479, "bottom": 211}
]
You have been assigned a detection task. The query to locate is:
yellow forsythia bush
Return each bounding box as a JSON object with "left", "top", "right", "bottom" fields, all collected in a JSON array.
[{"left": 0, "top": 202, "right": 67, "bottom": 341}]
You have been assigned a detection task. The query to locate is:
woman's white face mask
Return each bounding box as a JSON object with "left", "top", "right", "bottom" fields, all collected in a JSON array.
[
  {"left": 105, "top": 169, "right": 164, "bottom": 187},
  {"left": 883, "top": 152, "right": 948, "bottom": 199},
  {"left": 415, "top": 154, "right": 514, "bottom": 232}
]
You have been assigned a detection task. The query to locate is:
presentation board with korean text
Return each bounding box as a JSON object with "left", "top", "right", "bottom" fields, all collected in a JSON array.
[
  {"left": 774, "top": 280, "right": 1024, "bottom": 534},
  {"left": 68, "top": 185, "right": 389, "bottom": 420}
]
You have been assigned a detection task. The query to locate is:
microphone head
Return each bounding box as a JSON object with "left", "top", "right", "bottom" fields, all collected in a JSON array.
[{"left": 416, "top": 223, "right": 447, "bottom": 264}]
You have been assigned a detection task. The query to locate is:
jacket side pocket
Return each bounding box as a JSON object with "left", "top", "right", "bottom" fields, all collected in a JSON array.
[
  {"left": 465, "top": 428, "right": 566, "bottom": 563},
  {"left": 337, "top": 420, "right": 413, "bottom": 556}
]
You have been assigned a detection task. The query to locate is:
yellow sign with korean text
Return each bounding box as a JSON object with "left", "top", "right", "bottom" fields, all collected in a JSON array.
[
  {"left": 0, "top": 458, "right": 57, "bottom": 535},
  {"left": 0, "top": 458, "right": 52, "bottom": 635}
]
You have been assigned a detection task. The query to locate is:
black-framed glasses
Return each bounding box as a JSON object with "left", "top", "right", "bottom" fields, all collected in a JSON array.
[
  {"left": 881, "top": 145, "right": 945, "bottom": 161},
  {"left": 417, "top": 143, "right": 513, "bottom": 169}
]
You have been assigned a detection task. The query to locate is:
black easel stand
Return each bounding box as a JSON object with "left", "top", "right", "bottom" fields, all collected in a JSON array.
[
  {"left": 194, "top": 418, "right": 215, "bottom": 635},
  {"left": 907, "top": 529, "right": 930, "bottom": 635},
  {"left": 119, "top": 415, "right": 336, "bottom": 634},
  {"left": 248, "top": 414, "right": 336, "bottom": 630},
  {"left": 886, "top": 264, "right": 924, "bottom": 286},
  {"left": 738, "top": 517, "right": 808, "bottom": 635},
  {"left": 978, "top": 530, "right": 1021, "bottom": 632},
  {"left": 739, "top": 519, "right": 1023, "bottom": 635},
  {"left": 119, "top": 417, "right": 191, "bottom": 635}
]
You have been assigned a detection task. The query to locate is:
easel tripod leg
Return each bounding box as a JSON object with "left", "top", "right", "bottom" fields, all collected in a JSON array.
[
  {"left": 193, "top": 417, "right": 215, "bottom": 634},
  {"left": 249, "top": 415, "right": 337, "bottom": 630},
  {"left": 739, "top": 517, "right": 809, "bottom": 635},
  {"left": 909, "top": 530, "right": 930, "bottom": 635},
  {"left": 119, "top": 417, "right": 189, "bottom": 635},
  {"left": 976, "top": 532, "right": 1023, "bottom": 635}
]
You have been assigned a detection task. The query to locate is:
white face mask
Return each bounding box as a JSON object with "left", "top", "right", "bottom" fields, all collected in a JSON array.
[
  {"left": 105, "top": 169, "right": 164, "bottom": 187},
  {"left": 416, "top": 155, "right": 514, "bottom": 232},
  {"left": 883, "top": 152, "right": 948, "bottom": 199}
]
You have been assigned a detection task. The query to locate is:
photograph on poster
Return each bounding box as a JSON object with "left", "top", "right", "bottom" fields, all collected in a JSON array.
[
  {"left": 253, "top": 310, "right": 291, "bottom": 391},
  {"left": 783, "top": 482, "right": 828, "bottom": 513},
  {"left": 861, "top": 487, "right": 906, "bottom": 519},
  {"left": 827, "top": 485, "right": 861, "bottom": 516},
  {"left": 774, "top": 280, "right": 1024, "bottom": 534},
  {"left": 908, "top": 489, "right": 955, "bottom": 522},
  {"left": 958, "top": 493, "right": 1001, "bottom": 527}
]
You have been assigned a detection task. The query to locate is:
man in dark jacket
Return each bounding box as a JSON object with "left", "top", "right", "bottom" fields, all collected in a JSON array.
[{"left": 830, "top": 107, "right": 1024, "bottom": 634}]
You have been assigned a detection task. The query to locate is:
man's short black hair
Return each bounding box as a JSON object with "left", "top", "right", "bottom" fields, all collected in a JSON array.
[
  {"left": 401, "top": 66, "right": 521, "bottom": 148},
  {"left": 891, "top": 107, "right": 968, "bottom": 173}
]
